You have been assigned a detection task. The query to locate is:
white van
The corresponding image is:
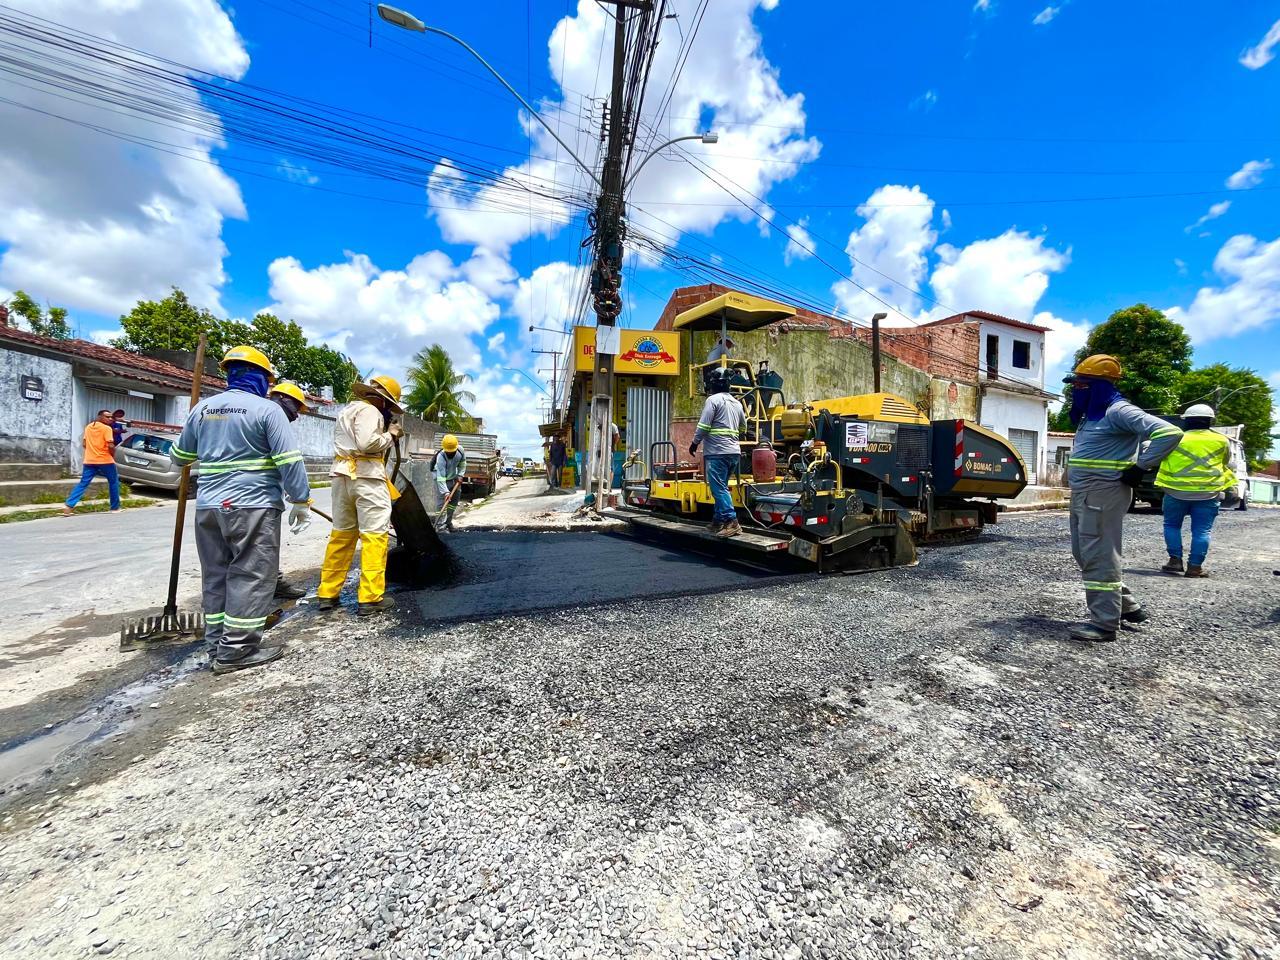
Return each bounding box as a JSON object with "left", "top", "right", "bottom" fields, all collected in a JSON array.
[{"left": 1215, "top": 425, "right": 1250, "bottom": 510}]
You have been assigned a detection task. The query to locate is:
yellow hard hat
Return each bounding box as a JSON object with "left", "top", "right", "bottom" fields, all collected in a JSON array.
[
  {"left": 1065, "top": 354, "right": 1122, "bottom": 383},
  {"left": 269, "top": 380, "right": 310, "bottom": 410},
  {"left": 220, "top": 344, "right": 277, "bottom": 379},
  {"left": 441, "top": 434, "right": 458, "bottom": 453},
  {"left": 352, "top": 374, "right": 404, "bottom": 413}
]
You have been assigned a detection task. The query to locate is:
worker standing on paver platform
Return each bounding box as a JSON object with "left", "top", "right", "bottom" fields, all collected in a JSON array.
[
  {"left": 1064, "top": 354, "right": 1183, "bottom": 643},
  {"left": 434, "top": 434, "right": 467, "bottom": 532},
  {"left": 170, "top": 346, "right": 311, "bottom": 674},
  {"left": 268, "top": 381, "right": 312, "bottom": 601},
  {"left": 689, "top": 366, "right": 746, "bottom": 539},
  {"left": 1156, "top": 403, "right": 1236, "bottom": 578},
  {"left": 317, "top": 375, "right": 403, "bottom": 617}
]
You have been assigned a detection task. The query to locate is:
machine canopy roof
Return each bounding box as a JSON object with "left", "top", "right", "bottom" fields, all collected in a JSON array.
[{"left": 672, "top": 292, "right": 796, "bottom": 333}]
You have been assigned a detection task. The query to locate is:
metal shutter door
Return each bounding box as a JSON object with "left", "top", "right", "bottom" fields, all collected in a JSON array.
[
  {"left": 85, "top": 386, "right": 158, "bottom": 424},
  {"left": 1007, "top": 428, "right": 1038, "bottom": 484},
  {"left": 625, "top": 387, "right": 670, "bottom": 481}
]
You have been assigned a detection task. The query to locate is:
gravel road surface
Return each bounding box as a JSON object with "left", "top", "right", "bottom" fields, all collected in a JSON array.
[{"left": 1, "top": 509, "right": 1277, "bottom": 960}]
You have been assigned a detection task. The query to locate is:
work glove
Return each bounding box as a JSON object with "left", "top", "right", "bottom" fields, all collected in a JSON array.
[
  {"left": 388, "top": 423, "right": 404, "bottom": 439},
  {"left": 288, "top": 500, "right": 312, "bottom": 534},
  {"left": 688, "top": 443, "right": 699, "bottom": 458},
  {"left": 1119, "top": 465, "right": 1145, "bottom": 489}
]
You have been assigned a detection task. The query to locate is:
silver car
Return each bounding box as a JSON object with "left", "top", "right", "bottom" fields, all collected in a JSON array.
[{"left": 114, "top": 432, "right": 197, "bottom": 493}]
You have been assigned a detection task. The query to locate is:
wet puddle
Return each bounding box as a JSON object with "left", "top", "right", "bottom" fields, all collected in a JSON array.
[{"left": 0, "top": 645, "right": 206, "bottom": 797}]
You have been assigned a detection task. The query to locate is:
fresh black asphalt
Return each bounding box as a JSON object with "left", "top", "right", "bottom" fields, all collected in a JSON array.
[{"left": 406, "top": 530, "right": 797, "bottom": 624}]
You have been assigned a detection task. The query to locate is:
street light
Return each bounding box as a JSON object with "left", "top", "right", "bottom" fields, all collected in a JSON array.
[
  {"left": 623, "top": 132, "right": 718, "bottom": 190},
  {"left": 376, "top": 4, "right": 602, "bottom": 188},
  {"left": 502, "top": 366, "right": 549, "bottom": 396},
  {"left": 528, "top": 324, "right": 568, "bottom": 335}
]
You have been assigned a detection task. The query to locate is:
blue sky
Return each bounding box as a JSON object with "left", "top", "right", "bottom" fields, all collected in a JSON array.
[{"left": 1, "top": 0, "right": 1278, "bottom": 454}]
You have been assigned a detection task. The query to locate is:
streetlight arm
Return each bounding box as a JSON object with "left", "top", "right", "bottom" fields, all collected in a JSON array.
[{"left": 624, "top": 134, "right": 716, "bottom": 190}]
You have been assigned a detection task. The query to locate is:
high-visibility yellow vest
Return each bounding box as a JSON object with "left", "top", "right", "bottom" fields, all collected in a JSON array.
[{"left": 1154, "top": 429, "right": 1235, "bottom": 493}]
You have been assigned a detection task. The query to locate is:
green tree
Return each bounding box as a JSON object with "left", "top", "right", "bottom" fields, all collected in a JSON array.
[
  {"left": 1066, "top": 304, "right": 1192, "bottom": 414},
  {"left": 8, "top": 290, "right": 72, "bottom": 339},
  {"left": 404, "top": 344, "right": 476, "bottom": 429},
  {"left": 1175, "top": 364, "right": 1275, "bottom": 467},
  {"left": 113, "top": 289, "right": 358, "bottom": 401},
  {"left": 112, "top": 287, "right": 226, "bottom": 354}
]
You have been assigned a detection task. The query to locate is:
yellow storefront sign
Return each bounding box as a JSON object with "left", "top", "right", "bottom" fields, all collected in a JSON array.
[{"left": 573, "top": 326, "right": 680, "bottom": 376}]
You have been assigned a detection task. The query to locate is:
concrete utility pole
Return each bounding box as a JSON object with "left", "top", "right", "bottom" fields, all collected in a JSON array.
[{"left": 583, "top": 1, "right": 650, "bottom": 509}]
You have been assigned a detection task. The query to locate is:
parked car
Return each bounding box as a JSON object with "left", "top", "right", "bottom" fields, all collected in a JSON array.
[{"left": 115, "top": 432, "right": 196, "bottom": 493}]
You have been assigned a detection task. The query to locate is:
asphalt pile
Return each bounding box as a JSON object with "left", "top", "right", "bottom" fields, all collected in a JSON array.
[{"left": 1, "top": 511, "right": 1277, "bottom": 959}]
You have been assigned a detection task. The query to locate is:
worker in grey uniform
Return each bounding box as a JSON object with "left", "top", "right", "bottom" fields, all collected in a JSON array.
[
  {"left": 171, "top": 346, "right": 311, "bottom": 674},
  {"left": 1064, "top": 354, "right": 1182, "bottom": 642},
  {"left": 434, "top": 433, "right": 466, "bottom": 532},
  {"left": 267, "top": 381, "right": 311, "bottom": 601},
  {"left": 689, "top": 366, "right": 746, "bottom": 539}
]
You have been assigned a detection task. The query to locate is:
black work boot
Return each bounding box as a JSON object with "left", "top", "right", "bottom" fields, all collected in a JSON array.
[
  {"left": 357, "top": 596, "right": 396, "bottom": 617},
  {"left": 1121, "top": 606, "right": 1149, "bottom": 624},
  {"left": 1184, "top": 565, "right": 1207, "bottom": 578},
  {"left": 1069, "top": 623, "right": 1117, "bottom": 643},
  {"left": 316, "top": 596, "right": 339, "bottom": 612},
  {"left": 1161, "top": 556, "right": 1185, "bottom": 574},
  {"left": 274, "top": 576, "right": 306, "bottom": 600},
  {"left": 212, "top": 645, "right": 284, "bottom": 675},
  {"left": 707, "top": 520, "right": 724, "bottom": 535}
]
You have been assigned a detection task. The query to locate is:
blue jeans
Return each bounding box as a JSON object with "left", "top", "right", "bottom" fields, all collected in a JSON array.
[
  {"left": 1162, "top": 496, "right": 1218, "bottom": 566},
  {"left": 66, "top": 463, "right": 121, "bottom": 510},
  {"left": 704, "top": 454, "right": 739, "bottom": 523}
]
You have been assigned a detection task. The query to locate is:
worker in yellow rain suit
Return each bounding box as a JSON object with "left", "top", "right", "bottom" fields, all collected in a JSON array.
[{"left": 317, "top": 375, "right": 404, "bottom": 616}]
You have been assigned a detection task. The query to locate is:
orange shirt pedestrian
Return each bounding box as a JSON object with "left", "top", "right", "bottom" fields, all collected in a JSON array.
[{"left": 83, "top": 421, "right": 115, "bottom": 465}]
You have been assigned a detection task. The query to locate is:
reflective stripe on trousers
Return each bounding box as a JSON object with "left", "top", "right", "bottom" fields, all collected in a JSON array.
[
  {"left": 1069, "top": 482, "right": 1139, "bottom": 630},
  {"left": 194, "top": 506, "right": 281, "bottom": 653}
]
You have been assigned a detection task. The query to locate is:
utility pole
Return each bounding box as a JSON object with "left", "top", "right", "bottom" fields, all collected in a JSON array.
[
  {"left": 584, "top": 0, "right": 652, "bottom": 509},
  {"left": 871, "top": 312, "right": 886, "bottom": 393}
]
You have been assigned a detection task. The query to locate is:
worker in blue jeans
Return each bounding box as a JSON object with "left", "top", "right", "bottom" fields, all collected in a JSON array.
[
  {"left": 63, "top": 409, "right": 121, "bottom": 515},
  {"left": 1156, "top": 403, "right": 1236, "bottom": 577},
  {"left": 689, "top": 367, "right": 746, "bottom": 538}
]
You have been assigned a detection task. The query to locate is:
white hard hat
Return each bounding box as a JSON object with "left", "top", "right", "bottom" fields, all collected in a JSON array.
[{"left": 1183, "top": 403, "right": 1215, "bottom": 419}]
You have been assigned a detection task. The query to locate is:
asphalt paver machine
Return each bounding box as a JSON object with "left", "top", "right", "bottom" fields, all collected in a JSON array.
[{"left": 606, "top": 293, "right": 1029, "bottom": 572}]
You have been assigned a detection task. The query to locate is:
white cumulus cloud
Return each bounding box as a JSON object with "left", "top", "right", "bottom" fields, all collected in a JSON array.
[
  {"left": 1185, "top": 200, "right": 1231, "bottom": 232},
  {"left": 1166, "top": 233, "right": 1280, "bottom": 343},
  {"left": 1240, "top": 18, "right": 1280, "bottom": 69},
  {"left": 0, "top": 0, "right": 249, "bottom": 316},
  {"left": 783, "top": 219, "right": 814, "bottom": 265},
  {"left": 264, "top": 251, "right": 500, "bottom": 376},
  {"left": 1032, "top": 6, "right": 1060, "bottom": 25},
  {"left": 832, "top": 185, "right": 936, "bottom": 321},
  {"left": 1226, "top": 158, "right": 1273, "bottom": 189}
]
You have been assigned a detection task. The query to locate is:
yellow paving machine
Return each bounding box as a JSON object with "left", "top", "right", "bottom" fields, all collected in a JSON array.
[{"left": 606, "top": 293, "right": 1029, "bottom": 572}]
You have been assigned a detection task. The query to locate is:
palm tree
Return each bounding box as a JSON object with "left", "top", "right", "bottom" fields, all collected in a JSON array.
[{"left": 404, "top": 344, "right": 476, "bottom": 429}]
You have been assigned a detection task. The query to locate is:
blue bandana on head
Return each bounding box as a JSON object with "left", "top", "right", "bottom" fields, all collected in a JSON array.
[
  {"left": 226, "top": 362, "right": 270, "bottom": 398},
  {"left": 1068, "top": 376, "right": 1122, "bottom": 427}
]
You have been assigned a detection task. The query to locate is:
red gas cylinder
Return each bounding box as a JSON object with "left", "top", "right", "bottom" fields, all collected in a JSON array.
[{"left": 751, "top": 445, "right": 777, "bottom": 483}]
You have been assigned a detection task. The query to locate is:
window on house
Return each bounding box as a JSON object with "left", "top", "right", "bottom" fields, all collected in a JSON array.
[
  {"left": 1012, "top": 339, "right": 1031, "bottom": 370},
  {"left": 985, "top": 334, "right": 999, "bottom": 380}
]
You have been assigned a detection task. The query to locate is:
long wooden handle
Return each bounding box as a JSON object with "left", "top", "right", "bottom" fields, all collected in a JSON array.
[{"left": 163, "top": 334, "right": 206, "bottom": 616}]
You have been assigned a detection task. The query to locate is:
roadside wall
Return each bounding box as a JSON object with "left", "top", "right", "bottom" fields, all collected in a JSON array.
[
  {"left": 673, "top": 328, "right": 978, "bottom": 421},
  {"left": 0, "top": 346, "right": 73, "bottom": 467}
]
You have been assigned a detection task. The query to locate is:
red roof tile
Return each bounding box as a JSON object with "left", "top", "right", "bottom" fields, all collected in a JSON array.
[
  {"left": 920, "top": 310, "right": 1050, "bottom": 334},
  {"left": 0, "top": 325, "right": 227, "bottom": 390}
]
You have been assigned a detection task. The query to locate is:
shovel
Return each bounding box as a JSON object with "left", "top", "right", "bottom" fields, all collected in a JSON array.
[{"left": 120, "top": 335, "right": 208, "bottom": 651}]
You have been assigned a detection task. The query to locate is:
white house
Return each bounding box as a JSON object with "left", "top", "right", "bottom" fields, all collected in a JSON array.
[{"left": 920, "top": 311, "right": 1051, "bottom": 483}]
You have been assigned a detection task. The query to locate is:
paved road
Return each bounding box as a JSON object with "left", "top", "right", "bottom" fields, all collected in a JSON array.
[
  {"left": 415, "top": 529, "right": 789, "bottom": 623},
  {"left": 0, "top": 490, "right": 333, "bottom": 644}
]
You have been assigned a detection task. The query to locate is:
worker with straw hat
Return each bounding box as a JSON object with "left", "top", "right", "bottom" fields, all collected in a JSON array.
[{"left": 317, "top": 374, "right": 404, "bottom": 616}]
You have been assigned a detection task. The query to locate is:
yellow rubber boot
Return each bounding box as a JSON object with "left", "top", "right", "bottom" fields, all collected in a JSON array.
[
  {"left": 318, "top": 529, "right": 359, "bottom": 600},
  {"left": 357, "top": 531, "right": 389, "bottom": 604}
]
